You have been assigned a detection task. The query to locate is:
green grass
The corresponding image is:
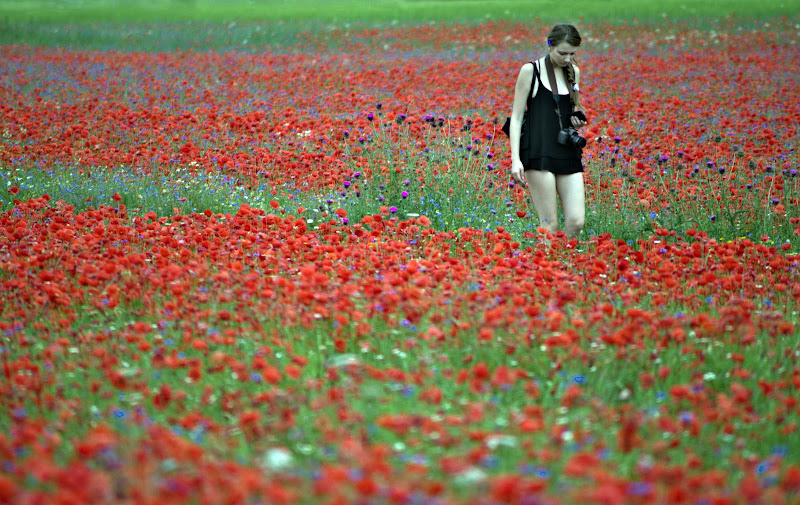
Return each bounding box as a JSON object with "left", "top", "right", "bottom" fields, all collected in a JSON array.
[
  {"left": 3, "top": 0, "right": 798, "bottom": 51},
  {"left": 2, "top": 0, "right": 799, "bottom": 24}
]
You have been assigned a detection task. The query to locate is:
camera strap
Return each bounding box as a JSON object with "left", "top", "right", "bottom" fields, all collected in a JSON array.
[{"left": 544, "top": 55, "right": 579, "bottom": 130}]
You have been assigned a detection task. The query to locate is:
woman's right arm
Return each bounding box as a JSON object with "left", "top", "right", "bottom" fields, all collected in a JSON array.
[{"left": 510, "top": 62, "right": 534, "bottom": 184}]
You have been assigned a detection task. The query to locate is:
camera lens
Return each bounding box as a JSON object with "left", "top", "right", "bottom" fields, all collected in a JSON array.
[{"left": 572, "top": 132, "right": 586, "bottom": 149}]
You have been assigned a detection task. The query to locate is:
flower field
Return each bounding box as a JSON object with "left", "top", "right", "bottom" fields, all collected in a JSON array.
[{"left": 1, "top": 13, "right": 800, "bottom": 505}]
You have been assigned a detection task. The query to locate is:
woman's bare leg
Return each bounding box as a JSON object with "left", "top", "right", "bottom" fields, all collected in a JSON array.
[
  {"left": 555, "top": 172, "right": 585, "bottom": 238},
  {"left": 525, "top": 169, "right": 559, "bottom": 233}
]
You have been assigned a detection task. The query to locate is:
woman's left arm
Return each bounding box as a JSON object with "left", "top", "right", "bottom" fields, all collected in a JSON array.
[
  {"left": 572, "top": 65, "right": 584, "bottom": 112},
  {"left": 571, "top": 65, "right": 586, "bottom": 128}
]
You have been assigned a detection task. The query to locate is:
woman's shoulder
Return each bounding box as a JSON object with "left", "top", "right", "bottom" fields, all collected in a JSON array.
[
  {"left": 522, "top": 58, "right": 545, "bottom": 76},
  {"left": 517, "top": 61, "right": 536, "bottom": 79}
]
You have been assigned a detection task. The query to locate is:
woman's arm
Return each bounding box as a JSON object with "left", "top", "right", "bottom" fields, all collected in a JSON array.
[
  {"left": 570, "top": 64, "right": 586, "bottom": 128},
  {"left": 509, "top": 62, "right": 535, "bottom": 184},
  {"left": 572, "top": 64, "right": 584, "bottom": 112}
]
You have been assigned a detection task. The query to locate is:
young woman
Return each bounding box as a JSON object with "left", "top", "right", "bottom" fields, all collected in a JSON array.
[{"left": 509, "top": 24, "right": 586, "bottom": 239}]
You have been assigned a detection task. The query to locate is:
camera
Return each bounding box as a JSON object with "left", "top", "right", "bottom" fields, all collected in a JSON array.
[
  {"left": 556, "top": 111, "right": 588, "bottom": 149},
  {"left": 557, "top": 127, "right": 587, "bottom": 149}
]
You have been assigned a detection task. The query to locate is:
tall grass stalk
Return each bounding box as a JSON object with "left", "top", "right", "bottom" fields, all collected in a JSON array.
[
  {"left": 0, "top": 164, "right": 258, "bottom": 216},
  {"left": 3, "top": 124, "right": 797, "bottom": 247}
]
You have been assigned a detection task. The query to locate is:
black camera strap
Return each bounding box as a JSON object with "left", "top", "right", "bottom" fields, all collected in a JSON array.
[{"left": 544, "top": 55, "right": 579, "bottom": 130}]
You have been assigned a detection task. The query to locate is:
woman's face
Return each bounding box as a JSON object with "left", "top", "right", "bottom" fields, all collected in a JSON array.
[{"left": 549, "top": 41, "right": 579, "bottom": 67}]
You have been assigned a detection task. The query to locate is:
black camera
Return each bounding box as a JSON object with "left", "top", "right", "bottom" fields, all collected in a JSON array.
[
  {"left": 556, "top": 110, "right": 587, "bottom": 149},
  {"left": 557, "top": 127, "right": 587, "bottom": 149}
]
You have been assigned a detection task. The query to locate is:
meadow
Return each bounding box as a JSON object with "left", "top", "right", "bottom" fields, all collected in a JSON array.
[{"left": 1, "top": 1, "right": 800, "bottom": 504}]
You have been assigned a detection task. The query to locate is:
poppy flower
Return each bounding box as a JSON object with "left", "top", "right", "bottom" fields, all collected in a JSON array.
[{"left": 1, "top": 20, "right": 799, "bottom": 505}]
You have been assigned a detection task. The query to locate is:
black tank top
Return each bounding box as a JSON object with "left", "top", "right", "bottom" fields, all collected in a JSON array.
[{"left": 523, "top": 59, "right": 583, "bottom": 174}]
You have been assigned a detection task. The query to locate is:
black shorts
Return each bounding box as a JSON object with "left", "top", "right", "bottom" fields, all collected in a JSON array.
[{"left": 523, "top": 156, "right": 584, "bottom": 175}]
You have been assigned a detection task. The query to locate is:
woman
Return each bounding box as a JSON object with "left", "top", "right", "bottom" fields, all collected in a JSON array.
[{"left": 509, "top": 24, "right": 586, "bottom": 239}]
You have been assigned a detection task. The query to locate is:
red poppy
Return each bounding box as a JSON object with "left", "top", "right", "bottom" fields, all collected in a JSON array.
[{"left": 1, "top": 21, "right": 799, "bottom": 505}]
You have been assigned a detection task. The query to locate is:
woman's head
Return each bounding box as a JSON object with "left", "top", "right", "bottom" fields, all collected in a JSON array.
[
  {"left": 547, "top": 24, "right": 581, "bottom": 49},
  {"left": 547, "top": 24, "right": 581, "bottom": 68}
]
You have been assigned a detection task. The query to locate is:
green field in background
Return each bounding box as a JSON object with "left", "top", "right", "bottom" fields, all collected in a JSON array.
[{"left": 2, "top": 0, "right": 800, "bottom": 23}]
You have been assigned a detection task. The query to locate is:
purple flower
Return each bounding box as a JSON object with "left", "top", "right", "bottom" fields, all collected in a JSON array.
[
  {"left": 403, "top": 180, "right": 410, "bottom": 186},
  {"left": 343, "top": 181, "right": 351, "bottom": 188},
  {"left": 627, "top": 482, "right": 653, "bottom": 496},
  {"left": 366, "top": 112, "right": 374, "bottom": 121},
  {"left": 389, "top": 206, "right": 398, "bottom": 213},
  {"left": 401, "top": 191, "right": 408, "bottom": 199}
]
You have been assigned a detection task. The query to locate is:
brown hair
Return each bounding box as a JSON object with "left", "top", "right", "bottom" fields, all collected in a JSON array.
[
  {"left": 547, "top": 24, "right": 581, "bottom": 88},
  {"left": 547, "top": 24, "right": 582, "bottom": 48}
]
